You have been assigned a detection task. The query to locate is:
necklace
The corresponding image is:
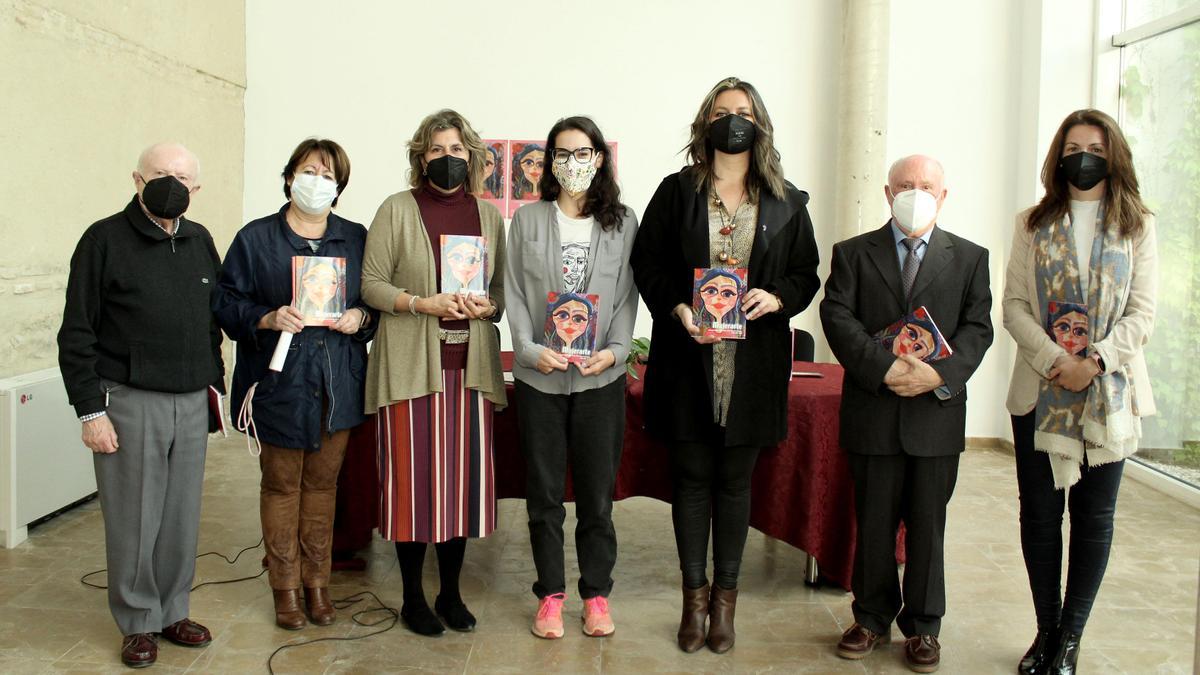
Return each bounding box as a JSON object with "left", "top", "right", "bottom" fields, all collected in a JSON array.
[{"left": 711, "top": 191, "right": 745, "bottom": 265}]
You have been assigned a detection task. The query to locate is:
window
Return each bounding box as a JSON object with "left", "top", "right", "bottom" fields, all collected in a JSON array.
[{"left": 1112, "top": 1, "right": 1200, "bottom": 487}]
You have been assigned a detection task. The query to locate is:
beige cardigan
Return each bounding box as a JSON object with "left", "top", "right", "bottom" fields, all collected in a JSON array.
[
  {"left": 1003, "top": 208, "right": 1157, "bottom": 417},
  {"left": 360, "top": 189, "right": 507, "bottom": 413}
]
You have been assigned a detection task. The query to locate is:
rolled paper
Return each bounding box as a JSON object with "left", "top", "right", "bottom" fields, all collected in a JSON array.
[{"left": 269, "top": 331, "right": 293, "bottom": 372}]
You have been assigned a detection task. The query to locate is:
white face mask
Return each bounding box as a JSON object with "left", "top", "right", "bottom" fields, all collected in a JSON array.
[
  {"left": 551, "top": 156, "right": 598, "bottom": 196},
  {"left": 890, "top": 188, "right": 939, "bottom": 235},
  {"left": 290, "top": 173, "right": 339, "bottom": 215}
]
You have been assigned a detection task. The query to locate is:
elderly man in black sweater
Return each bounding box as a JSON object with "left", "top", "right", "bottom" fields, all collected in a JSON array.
[{"left": 57, "top": 142, "right": 225, "bottom": 669}]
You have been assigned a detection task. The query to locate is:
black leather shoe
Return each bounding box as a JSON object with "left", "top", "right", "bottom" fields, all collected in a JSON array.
[
  {"left": 1018, "top": 627, "right": 1057, "bottom": 675},
  {"left": 401, "top": 601, "right": 445, "bottom": 636},
  {"left": 434, "top": 594, "right": 476, "bottom": 632},
  {"left": 1047, "top": 631, "right": 1081, "bottom": 675}
]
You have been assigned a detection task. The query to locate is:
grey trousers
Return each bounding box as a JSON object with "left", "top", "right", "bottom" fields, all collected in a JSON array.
[{"left": 93, "top": 380, "right": 207, "bottom": 636}]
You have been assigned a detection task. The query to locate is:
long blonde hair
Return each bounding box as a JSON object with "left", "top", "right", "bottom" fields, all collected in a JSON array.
[
  {"left": 683, "top": 77, "right": 787, "bottom": 202},
  {"left": 406, "top": 109, "right": 487, "bottom": 195}
]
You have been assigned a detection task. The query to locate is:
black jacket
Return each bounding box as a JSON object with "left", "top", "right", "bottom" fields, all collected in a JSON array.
[
  {"left": 630, "top": 169, "right": 821, "bottom": 448},
  {"left": 819, "top": 223, "right": 993, "bottom": 457},
  {"left": 213, "top": 206, "right": 377, "bottom": 451},
  {"left": 57, "top": 197, "right": 225, "bottom": 416}
]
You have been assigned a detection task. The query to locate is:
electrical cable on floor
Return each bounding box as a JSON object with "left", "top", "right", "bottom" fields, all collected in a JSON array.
[
  {"left": 79, "top": 537, "right": 401, "bottom": 672},
  {"left": 265, "top": 591, "right": 399, "bottom": 675},
  {"left": 80, "top": 538, "right": 267, "bottom": 590}
]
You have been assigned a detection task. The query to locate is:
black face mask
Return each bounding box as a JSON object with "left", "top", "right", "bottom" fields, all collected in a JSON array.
[
  {"left": 425, "top": 156, "right": 468, "bottom": 191},
  {"left": 1058, "top": 152, "right": 1108, "bottom": 190},
  {"left": 140, "top": 175, "right": 190, "bottom": 219},
  {"left": 707, "top": 115, "right": 756, "bottom": 154}
]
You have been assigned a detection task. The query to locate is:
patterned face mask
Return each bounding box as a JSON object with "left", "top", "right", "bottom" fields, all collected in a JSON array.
[{"left": 551, "top": 155, "right": 598, "bottom": 195}]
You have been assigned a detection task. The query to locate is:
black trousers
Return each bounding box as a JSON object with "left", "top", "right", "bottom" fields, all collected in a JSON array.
[
  {"left": 1012, "top": 412, "right": 1124, "bottom": 634},
  {"left": 848, "top": 451, "right": 960, "bottom": 638},
  {"left": 515, "top": 377, "right": 625, "bottom": 599},
  {"left": 670, "top": 438, "right": 761, "bottom": 590}
]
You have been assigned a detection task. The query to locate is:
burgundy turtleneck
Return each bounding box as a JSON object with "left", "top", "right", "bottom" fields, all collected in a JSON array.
[{"left": 413, "top": 183, "right": 482, "bottom": 366}]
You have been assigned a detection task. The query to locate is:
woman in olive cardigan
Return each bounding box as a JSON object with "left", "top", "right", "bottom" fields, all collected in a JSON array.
[{"left": 360, "top": 109, "right": 506, "bottom": 637}]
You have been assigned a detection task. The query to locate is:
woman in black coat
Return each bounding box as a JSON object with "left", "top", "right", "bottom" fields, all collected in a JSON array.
[
  {"left": 213, "top": 138, "right": 376, "bottom": 630},
  {"left": 630, "top": 77, "right": 820, "bottom": 655}
]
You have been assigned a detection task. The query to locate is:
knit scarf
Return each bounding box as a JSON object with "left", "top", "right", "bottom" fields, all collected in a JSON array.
[{"left": 1033, "top": 210, "right": 1139, "bottom": 488}]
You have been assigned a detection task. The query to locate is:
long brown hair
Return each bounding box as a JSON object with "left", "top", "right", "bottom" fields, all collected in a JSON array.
[
  {"left": 406, "top": 109, "right": 487, "bottom": 195},
  {"left": 1027, "top": 109, "right": 1150, "bottom": 237},
  {"left": 683, "top": 77, "right": 787, "bottom": 202}
]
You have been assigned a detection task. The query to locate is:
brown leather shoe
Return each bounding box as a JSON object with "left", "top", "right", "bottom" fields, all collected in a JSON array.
[
  {"left": 160, "top": 618, "right": 212, "bottom": 647},
  {"left": 304, "top": 586, "right": 336, "bottom": 626},
  {"left": 677, "top": 584, "right": 709, "bottom": 653},
  {"left": 904, "top": 634, "right": 941, "bottom": 673},
  {"left": 836, "top": 622, "right": 890, "bottom": 659},
  {"left": 121, "top": 633, "right": 157, "bottom": 668},
  {"left": 706, "top": 585, "right": 738, "bottom": 654},
  {"left": 273, "top": 589, "right": 307, "bottom": 630}
]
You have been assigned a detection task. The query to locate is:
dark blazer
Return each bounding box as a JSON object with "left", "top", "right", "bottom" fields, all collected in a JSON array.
[
  {"left": 820, "top": 222, "right": 993, "bottom": 457},
  {"left": 631, "top": 169, "right": 820, "bottom": 448},
  {"left": 213, "top": 206, "right": 377, "bottom": 451}
]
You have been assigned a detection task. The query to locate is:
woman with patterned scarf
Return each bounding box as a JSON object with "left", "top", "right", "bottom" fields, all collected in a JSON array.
[{"left": 1003, "top": 109, "right": 1157, "bottom": 675}]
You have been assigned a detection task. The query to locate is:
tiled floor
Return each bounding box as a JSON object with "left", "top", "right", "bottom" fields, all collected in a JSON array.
[{"left": 0, "top": 440, "right": 1196, "bottom": 674}]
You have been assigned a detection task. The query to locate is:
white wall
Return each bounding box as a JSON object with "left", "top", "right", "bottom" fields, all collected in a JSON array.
[
  {"left": 244, "top": 0, "right": 843, "bottom": 353},
  {"left": 885, "top": 0, "right": 1097, "bottom": 440},
  {"left": 244, "top": 0, "right": 1102, "bottom": 442}
]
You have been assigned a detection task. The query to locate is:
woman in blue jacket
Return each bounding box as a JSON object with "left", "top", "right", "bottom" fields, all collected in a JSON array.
[{"left": 213, "top": 138, "right": 376, "bottom": 631}]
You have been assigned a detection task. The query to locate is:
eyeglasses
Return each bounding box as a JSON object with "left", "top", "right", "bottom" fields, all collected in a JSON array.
[{"left": 551, "top": 147, "right": 596, "bottom": 165}]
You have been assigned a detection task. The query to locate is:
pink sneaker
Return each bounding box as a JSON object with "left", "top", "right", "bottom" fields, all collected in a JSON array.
[
  {"left": 582, "top": 596, "right": 615, "bottom": 637},
  {"left": 532, "top": 593, "right": 566, "bottom": 639}
]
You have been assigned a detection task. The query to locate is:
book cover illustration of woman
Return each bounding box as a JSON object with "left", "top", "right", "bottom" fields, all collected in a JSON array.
[
  {"left": 508, "top": 141, "right": 545, "bottom": 216},
  {"left": 543, "top": 291, "right": 599, "bottom": 363},
  {"left": 875, "top": 306, "right": 952, "bottom": 362},
  {"left": 440, "top": 234, "right": 488, "bottom": 296},
  {"left": 1046, "top": 300, "right": 1088, "bottom": 356},
  {"left": 692, "top": 267, "right": 748, "bottom": 339},
  {"left": 479, "top": 140, "right": 507, "bottom": 207},
  {"left": 292, "top": 256, "right": 347, "bottom": 326}
]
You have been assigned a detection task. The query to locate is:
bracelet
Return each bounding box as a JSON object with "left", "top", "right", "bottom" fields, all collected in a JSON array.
[
  {"left": 770, "top": 291, "right": 785, "bottom": 312},
  {"left": 408, "top": 295, "right": 420, "bottom": 317},
  {"left": 356, "top": 307, "right": 370, "bottom": 327}
]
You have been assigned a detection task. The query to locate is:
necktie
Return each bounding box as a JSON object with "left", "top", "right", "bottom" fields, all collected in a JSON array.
[{"left": 901, "top": 237, "right": 922, "bottom": 302}]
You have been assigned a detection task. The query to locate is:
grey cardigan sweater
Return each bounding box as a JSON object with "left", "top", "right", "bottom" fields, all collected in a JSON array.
[{"left": 505, "top": 200, "right": 639, "bottom": 394}]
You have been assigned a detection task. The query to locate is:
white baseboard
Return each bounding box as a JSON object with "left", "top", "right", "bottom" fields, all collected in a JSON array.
[{"left": 971, "top": 436, "right": 1200, "bottom": 510}]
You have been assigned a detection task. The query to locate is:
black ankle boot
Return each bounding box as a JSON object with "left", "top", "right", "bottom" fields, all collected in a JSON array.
[
  {"left": 401, "top": 601, "right": 445, "bottom": 636},
  {"left": 1047, "top": 631, "right": 1081, "bottom": 675},
  {"left": 1018, "top": 627, "right": 1057, "bottom": 675}
]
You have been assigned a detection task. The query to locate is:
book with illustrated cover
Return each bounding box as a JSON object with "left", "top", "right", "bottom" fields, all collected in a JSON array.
[
  {"left": 1045, "top": 300, "right": 1088, "bottom": 356},
  {"left": 440, "top": 234, "right": 488, "bottom": 296},
  {"left": 692, "top": 268, "right": 747, "bottom": 339},
  {"left": 292, "top": 256, "right": 347, "bottom": 326},
  {"left": 873, "top": 305, "right": 953, "bottom": 362},
  {"left": 543, "top": 291, "right": 599, "bottom": 364}
]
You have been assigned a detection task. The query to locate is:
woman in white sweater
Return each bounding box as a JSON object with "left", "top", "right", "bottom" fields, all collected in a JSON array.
[{"left": 1003, "top": 108, "right": 1157, "bottom": 675}]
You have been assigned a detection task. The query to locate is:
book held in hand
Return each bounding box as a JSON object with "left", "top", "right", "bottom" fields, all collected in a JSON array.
[
  {"left": 440, "top": 234, "right": 488, "bottom": 296},
  {"left": 873, "top": 305, "right": 953, "bottom": 362},
  {"left": 1045, "top": 300, "right": 1088, "bottom": 356},
  {"left": 692, "top": 268, "right": 747, "bottom": 339},
  {"left": 292, "top": 256, "right": 347, "bottom": 326},
  {"left": 543, "top": 291, "right": 599, "bottom": 364}
]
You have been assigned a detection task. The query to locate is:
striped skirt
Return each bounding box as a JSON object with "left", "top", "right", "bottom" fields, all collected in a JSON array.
[{"left": 376, "top": 368, "right": 496, "bottom": 543}]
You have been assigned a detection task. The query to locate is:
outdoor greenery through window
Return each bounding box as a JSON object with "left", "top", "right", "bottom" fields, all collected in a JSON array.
[{"left": 1117, "top": 1, "right": 1200, "bottom": 486}]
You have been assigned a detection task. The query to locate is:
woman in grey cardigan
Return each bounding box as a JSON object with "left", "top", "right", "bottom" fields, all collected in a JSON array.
[{"left": 505, "top": 116, "right": 638, "bottom": 640}]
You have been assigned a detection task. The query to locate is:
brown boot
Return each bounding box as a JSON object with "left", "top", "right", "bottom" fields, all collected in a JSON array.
[
  {"left": 706, "top": 585, "right": 738, "bottom": 654},
  {"left": 677, "top": 584, "right": 709, "bottom": 653},
  {"left": 304, "top": 586, "right": 336, "bottom": 626},
  {"left": 273, "top": 589, "right": 306, "bottom": 630}
]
